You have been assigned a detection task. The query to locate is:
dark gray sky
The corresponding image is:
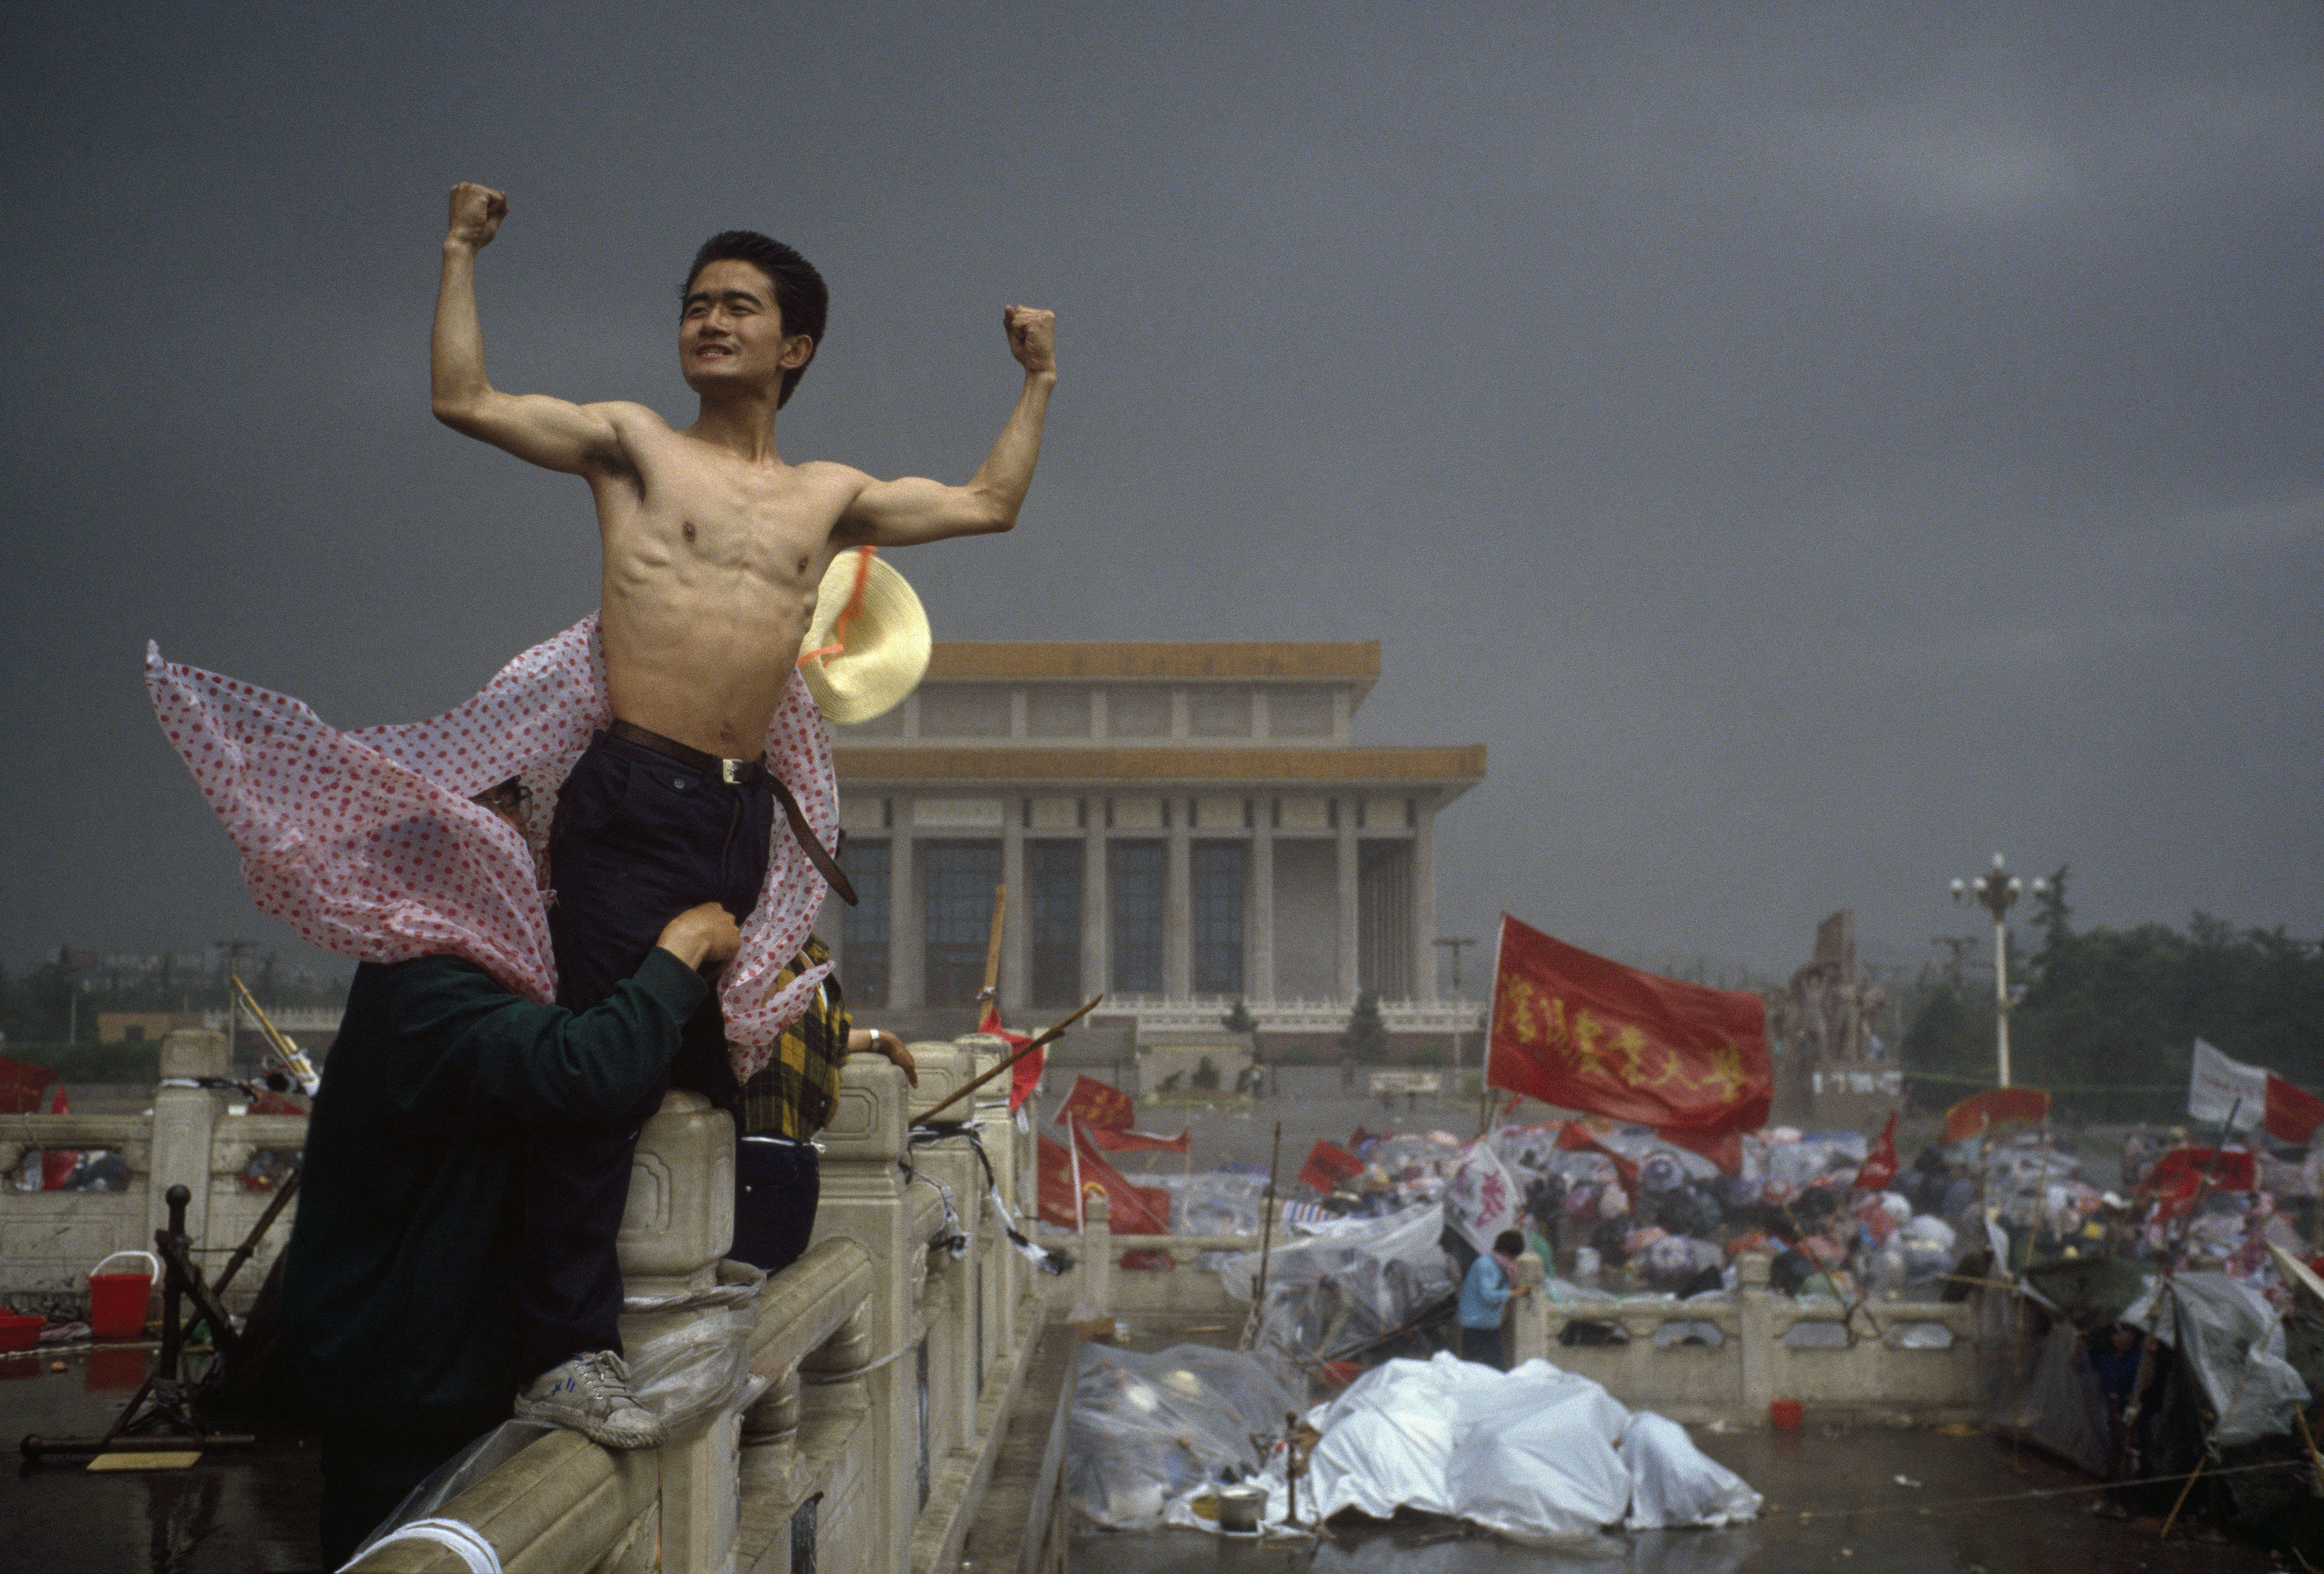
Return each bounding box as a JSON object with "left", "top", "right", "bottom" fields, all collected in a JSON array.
[{"left": 5, "top": 2, "right": 2319, "bottom": 985}]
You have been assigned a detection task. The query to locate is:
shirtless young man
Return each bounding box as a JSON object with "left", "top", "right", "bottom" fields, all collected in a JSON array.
[{"left": 428, "top": 181, "right": 1054, "bottom": 1433}]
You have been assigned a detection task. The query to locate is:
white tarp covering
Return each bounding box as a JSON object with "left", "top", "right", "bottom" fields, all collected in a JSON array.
[{"left": 1305, "top": 1353, "right": 1759, "bottom": 1539}]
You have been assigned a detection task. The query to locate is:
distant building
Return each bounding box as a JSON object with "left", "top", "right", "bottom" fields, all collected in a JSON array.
[{"left": 814, "top": 641, "right": 1486, "bottom": 1047}]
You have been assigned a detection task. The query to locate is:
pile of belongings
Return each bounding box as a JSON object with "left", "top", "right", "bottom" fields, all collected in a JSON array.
[{"left": 1068, "top": 1345, "right": 1760, "bottom": 1542}]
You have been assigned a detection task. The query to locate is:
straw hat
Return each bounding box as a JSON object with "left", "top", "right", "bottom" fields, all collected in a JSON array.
[{"left": 797, "top": 547, "right": 931, "bottom": 724}]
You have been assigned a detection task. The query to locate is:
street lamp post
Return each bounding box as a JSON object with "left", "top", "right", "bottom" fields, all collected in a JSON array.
[
  {"left": 1433, "top": 935, "right": 1479, "bottom": 1099},
  {"left": 1949, "top": 855, "right": 2046, "bottom": 1088}
]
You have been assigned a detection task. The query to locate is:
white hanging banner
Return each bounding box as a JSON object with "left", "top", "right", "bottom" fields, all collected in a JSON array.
[
  {"left": 1445, "top": 1139, "right": 1525, "bottom": 1254},
  {"left": 2188, "top": 1039, "right": 2264, "bottom": 1131}
]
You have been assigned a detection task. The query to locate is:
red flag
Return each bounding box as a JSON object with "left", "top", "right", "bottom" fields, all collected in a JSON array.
[
  {"left": 1855, "top": 1111, "right": 1900, "bottom": 1192},
  {"left": 2267, "top": 1074, "right": 2324, "bottom": 1146},
  {"left": 0, "top": 1054, "right": 54, "bottom": 1115},
  {"left": 1941, "top": 1087, "right": 2052, "bottom": 1146},
  {"left": 1486, "top": 915, "right": 1771, "bottom": 1137},
  {"left": 40, "top": 1084, "right": 77, "bottom": 1191},
  {"left": 1053, "top": 1074, "right": 1136, "bottom": 1132},
  {"left": 2138, "top": 1146, "right": 2258, "bottom": 1219},
  {"left": 1556, "top": 1122, "right": 1640, "bottom": 1189},
  {"left": 1297, "top": 1140, "right": 1366, "bottom": 1192},
  {"left": 1082, "top": 1124, "right": 1192, "bottom": 1156},
  {"left": 1070, "top": 1120, "right": 1173, "bottom": 1232},
  {"left": 979, "top": 1002, "right": 1043, "bottom": 1113},
  {"left": 1036, "top": 1133, "right": 1082, "bottom": 1227}
]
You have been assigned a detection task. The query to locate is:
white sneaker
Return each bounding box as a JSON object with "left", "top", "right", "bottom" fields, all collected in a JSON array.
[{"left": 514, "top": 1350, "right": 666, "bottom": 1449}]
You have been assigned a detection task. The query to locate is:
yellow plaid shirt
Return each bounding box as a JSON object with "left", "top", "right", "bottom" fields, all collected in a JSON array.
[{"left": 736, "top": 936, "right": 852, "bottom": 1141}]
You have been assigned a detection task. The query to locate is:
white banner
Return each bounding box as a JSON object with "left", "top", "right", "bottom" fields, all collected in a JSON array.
[
  {"left": 2188, "top": 1039, "right": 2265, "bottom": 1131},
  {"left": 1444, "top": 1139, "right": 1525, "bottom": 1254}
]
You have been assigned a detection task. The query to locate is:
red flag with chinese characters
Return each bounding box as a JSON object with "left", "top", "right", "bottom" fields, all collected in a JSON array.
[
  {"left": 1486, "top": 915, "right": 1770, "bottom": 1138},
  {"left": 1298, "top": 1140, "right": 1366, "bottom": 1192},
  {"left": 979, "top": 1002, "right": 1043, "bottom": 1113},
  {"left": 1855, "top": 1112, "right": 1900, "bottom": 1192},
  {"left": 1941, "top": 1087, "right": 2052, "bottom": 1146},
  {"left": 1053, "top": 1074, "right": 1136, "bottom": 1132},
  {"left": 1036, "top": 1134, "right": 1081, "bottom": 1227},
  {"left": 2138, "top": 1146, "right": 2258, "bottom": 1219},
  {"left": 1083, "top": 1124, "right": 1192, "bottom": 1156},
  {"left": 0, "top": 1054, "right": 53, "bottom": 1115}
]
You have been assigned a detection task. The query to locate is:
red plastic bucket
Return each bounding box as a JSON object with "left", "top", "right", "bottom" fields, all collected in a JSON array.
[
  {"left": 88, "top": 1251, "right": 158, "bottom": 1340},
  {"left": 0, "top": 1312, "right": 40, "bottom": 1353},
  {"left": 1769, "top": 1399, "right": 1803, "bottom": 1431}
]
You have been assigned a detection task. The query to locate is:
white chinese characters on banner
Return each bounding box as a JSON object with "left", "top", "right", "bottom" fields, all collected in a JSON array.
[{"left": 1445, "top": 1139, "right": 1525, "bottom": 1254}]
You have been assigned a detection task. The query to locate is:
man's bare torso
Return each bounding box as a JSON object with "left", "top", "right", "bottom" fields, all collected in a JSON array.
[
  {"left": 430, "top": 184, "right": 1055, "bottom": 770},
  {"left": 585, "top": 407, "right": 866, "bottom": 759}
]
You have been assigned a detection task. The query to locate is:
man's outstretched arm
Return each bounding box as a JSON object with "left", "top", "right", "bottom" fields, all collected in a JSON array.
[
  {"left": 838, "top": 306, "right": 1057, "bottom": 546},
  {"left": 431, "top": 182, "right": 626, "bottom": 476}
]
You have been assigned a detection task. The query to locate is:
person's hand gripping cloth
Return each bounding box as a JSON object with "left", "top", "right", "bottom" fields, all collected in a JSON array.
[{"left": 146, "top": 612, "right": 838, "bottom": 1080}]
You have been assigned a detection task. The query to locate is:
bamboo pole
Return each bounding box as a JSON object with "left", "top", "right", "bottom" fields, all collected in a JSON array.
[{"left": 1241, "top": 1122, "right": 1285, "bottom": 1351}]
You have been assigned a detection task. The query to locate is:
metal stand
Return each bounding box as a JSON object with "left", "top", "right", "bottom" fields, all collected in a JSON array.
[{"left": 20, "top": 1181, "right": 283, "bottom": 1463}]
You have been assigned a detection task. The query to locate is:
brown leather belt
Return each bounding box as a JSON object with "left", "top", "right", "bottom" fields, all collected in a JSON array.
[{"left": 605, "top": 719, "right": 858, "bottom": 906}]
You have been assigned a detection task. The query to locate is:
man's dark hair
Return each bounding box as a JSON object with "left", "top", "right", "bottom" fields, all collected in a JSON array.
[
  {"left": 683, "top": 232, "right": 828, "bottom": 408},
  {"left": 1493, "top": 1229, "right": 1526, "bottom": 1258}
]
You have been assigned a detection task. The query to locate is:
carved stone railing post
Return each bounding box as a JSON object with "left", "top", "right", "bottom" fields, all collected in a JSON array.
[
  {"left": 809, "top": 1055, "right": 917, "bottom": 1574},
  {"left": 1511, "top": 1251, "right": 1549, "bottom": 1365},
  {"left": 964, "top": 1035, "right": 1018, "bottom": 1365},
  {"left": 615, "top": 1089, "right": 737, "bottom": 1574},
  {"left": 1077, "top": 1195, "right": 1113, "bottom": 1317},
  {"left": 1735, "top": 1250, "right": 1777, "bottom": 1418},
  {"left": 149, "top": 1030, "right": 227, "bottom": 1247},
  {"left": 908, "top": 1044, "right": 976, "bottom": 1464}
]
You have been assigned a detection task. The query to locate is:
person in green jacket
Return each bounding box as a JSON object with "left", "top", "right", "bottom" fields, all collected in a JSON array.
[{"left": 277, "top": 835, "right": 741, "bottom": 1568}]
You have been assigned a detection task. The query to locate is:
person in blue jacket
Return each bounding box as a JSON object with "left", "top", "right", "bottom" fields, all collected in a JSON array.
[{"left": 1457, "top": 1229, "right": 1529, "bottom": 1370}]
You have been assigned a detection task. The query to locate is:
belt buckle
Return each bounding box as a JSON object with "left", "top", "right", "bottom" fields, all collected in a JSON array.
[{"left": 721, "top": 758, "right": 745, "bottom": 786}]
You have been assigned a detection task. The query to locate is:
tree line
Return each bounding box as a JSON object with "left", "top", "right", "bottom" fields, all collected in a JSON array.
[{"left": 1900, "top": 869, "right": 2324, "bottom": 1122}]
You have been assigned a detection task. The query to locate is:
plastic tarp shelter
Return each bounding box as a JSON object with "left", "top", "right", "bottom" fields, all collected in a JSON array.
[
  {"left": 1217, "top": 1203, "right": 1456, "bottom": 1371},
  {"left": 2129, "top": 1270, "right": 2310, "bottom": 1449},
  {"left": 1067, "top": 1343, "right": 1304, "bottom": 1530}
]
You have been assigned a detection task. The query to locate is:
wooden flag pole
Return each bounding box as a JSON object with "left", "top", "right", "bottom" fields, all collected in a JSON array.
[
  {"left": 981, "top": 883, "right": 1008, "bottom": 1001},
  {"left": 1241, "top": 1121, "right": 1285, "bottom": 1351},
  {"left": 915, "top": 994, "right": 1104, "bottom": 1126}
]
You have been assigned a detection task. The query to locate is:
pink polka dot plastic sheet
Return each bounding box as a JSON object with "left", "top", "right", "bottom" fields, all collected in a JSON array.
[{"left": 145, "top": 613, "right": 836, "bottom": 1083}]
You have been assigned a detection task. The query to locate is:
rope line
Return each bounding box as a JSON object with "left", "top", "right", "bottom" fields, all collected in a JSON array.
[{"left": 1771, "top": 1456, "right": 2308, "bottom": 1523}]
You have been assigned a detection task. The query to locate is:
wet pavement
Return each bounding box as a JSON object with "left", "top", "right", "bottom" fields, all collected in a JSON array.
[
  {"left": 1068, "top": 1423, "right": 2292, "bottom": 1574},
  {"left": 0, "top": 1348, "right": 324, "bottom": 1573}
]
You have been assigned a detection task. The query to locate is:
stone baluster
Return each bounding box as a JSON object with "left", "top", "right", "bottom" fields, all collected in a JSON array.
[
  {"left": 1735, "top": 1250, "right": 1776, "bottom": 1419},
  {"left": 964, "top": 1035, "right": 1018, "bottom": 1365},
  {"left": 810, "top": 1055, "right": 918, "bottom": 1574},
  {"left": 908, "top": 1044, "right": 977, "bottom": 1462},
  {"left": 615, "top": 1089, "right": 738, "bottom": 1574},
  {"left": 1510, "top": 1251, "right": 1549, "bottom": 1365},
  {"left": 148, "top": 1030, "right": 227, "bottom": 1248}
]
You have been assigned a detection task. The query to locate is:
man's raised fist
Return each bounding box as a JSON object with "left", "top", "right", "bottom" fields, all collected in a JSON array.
[
  {"left": 446, "top": 183, "right": 509, "bottom": 251},
  {"left": 1004, "top": 305, "right": 1056, "bottom": 377}
]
